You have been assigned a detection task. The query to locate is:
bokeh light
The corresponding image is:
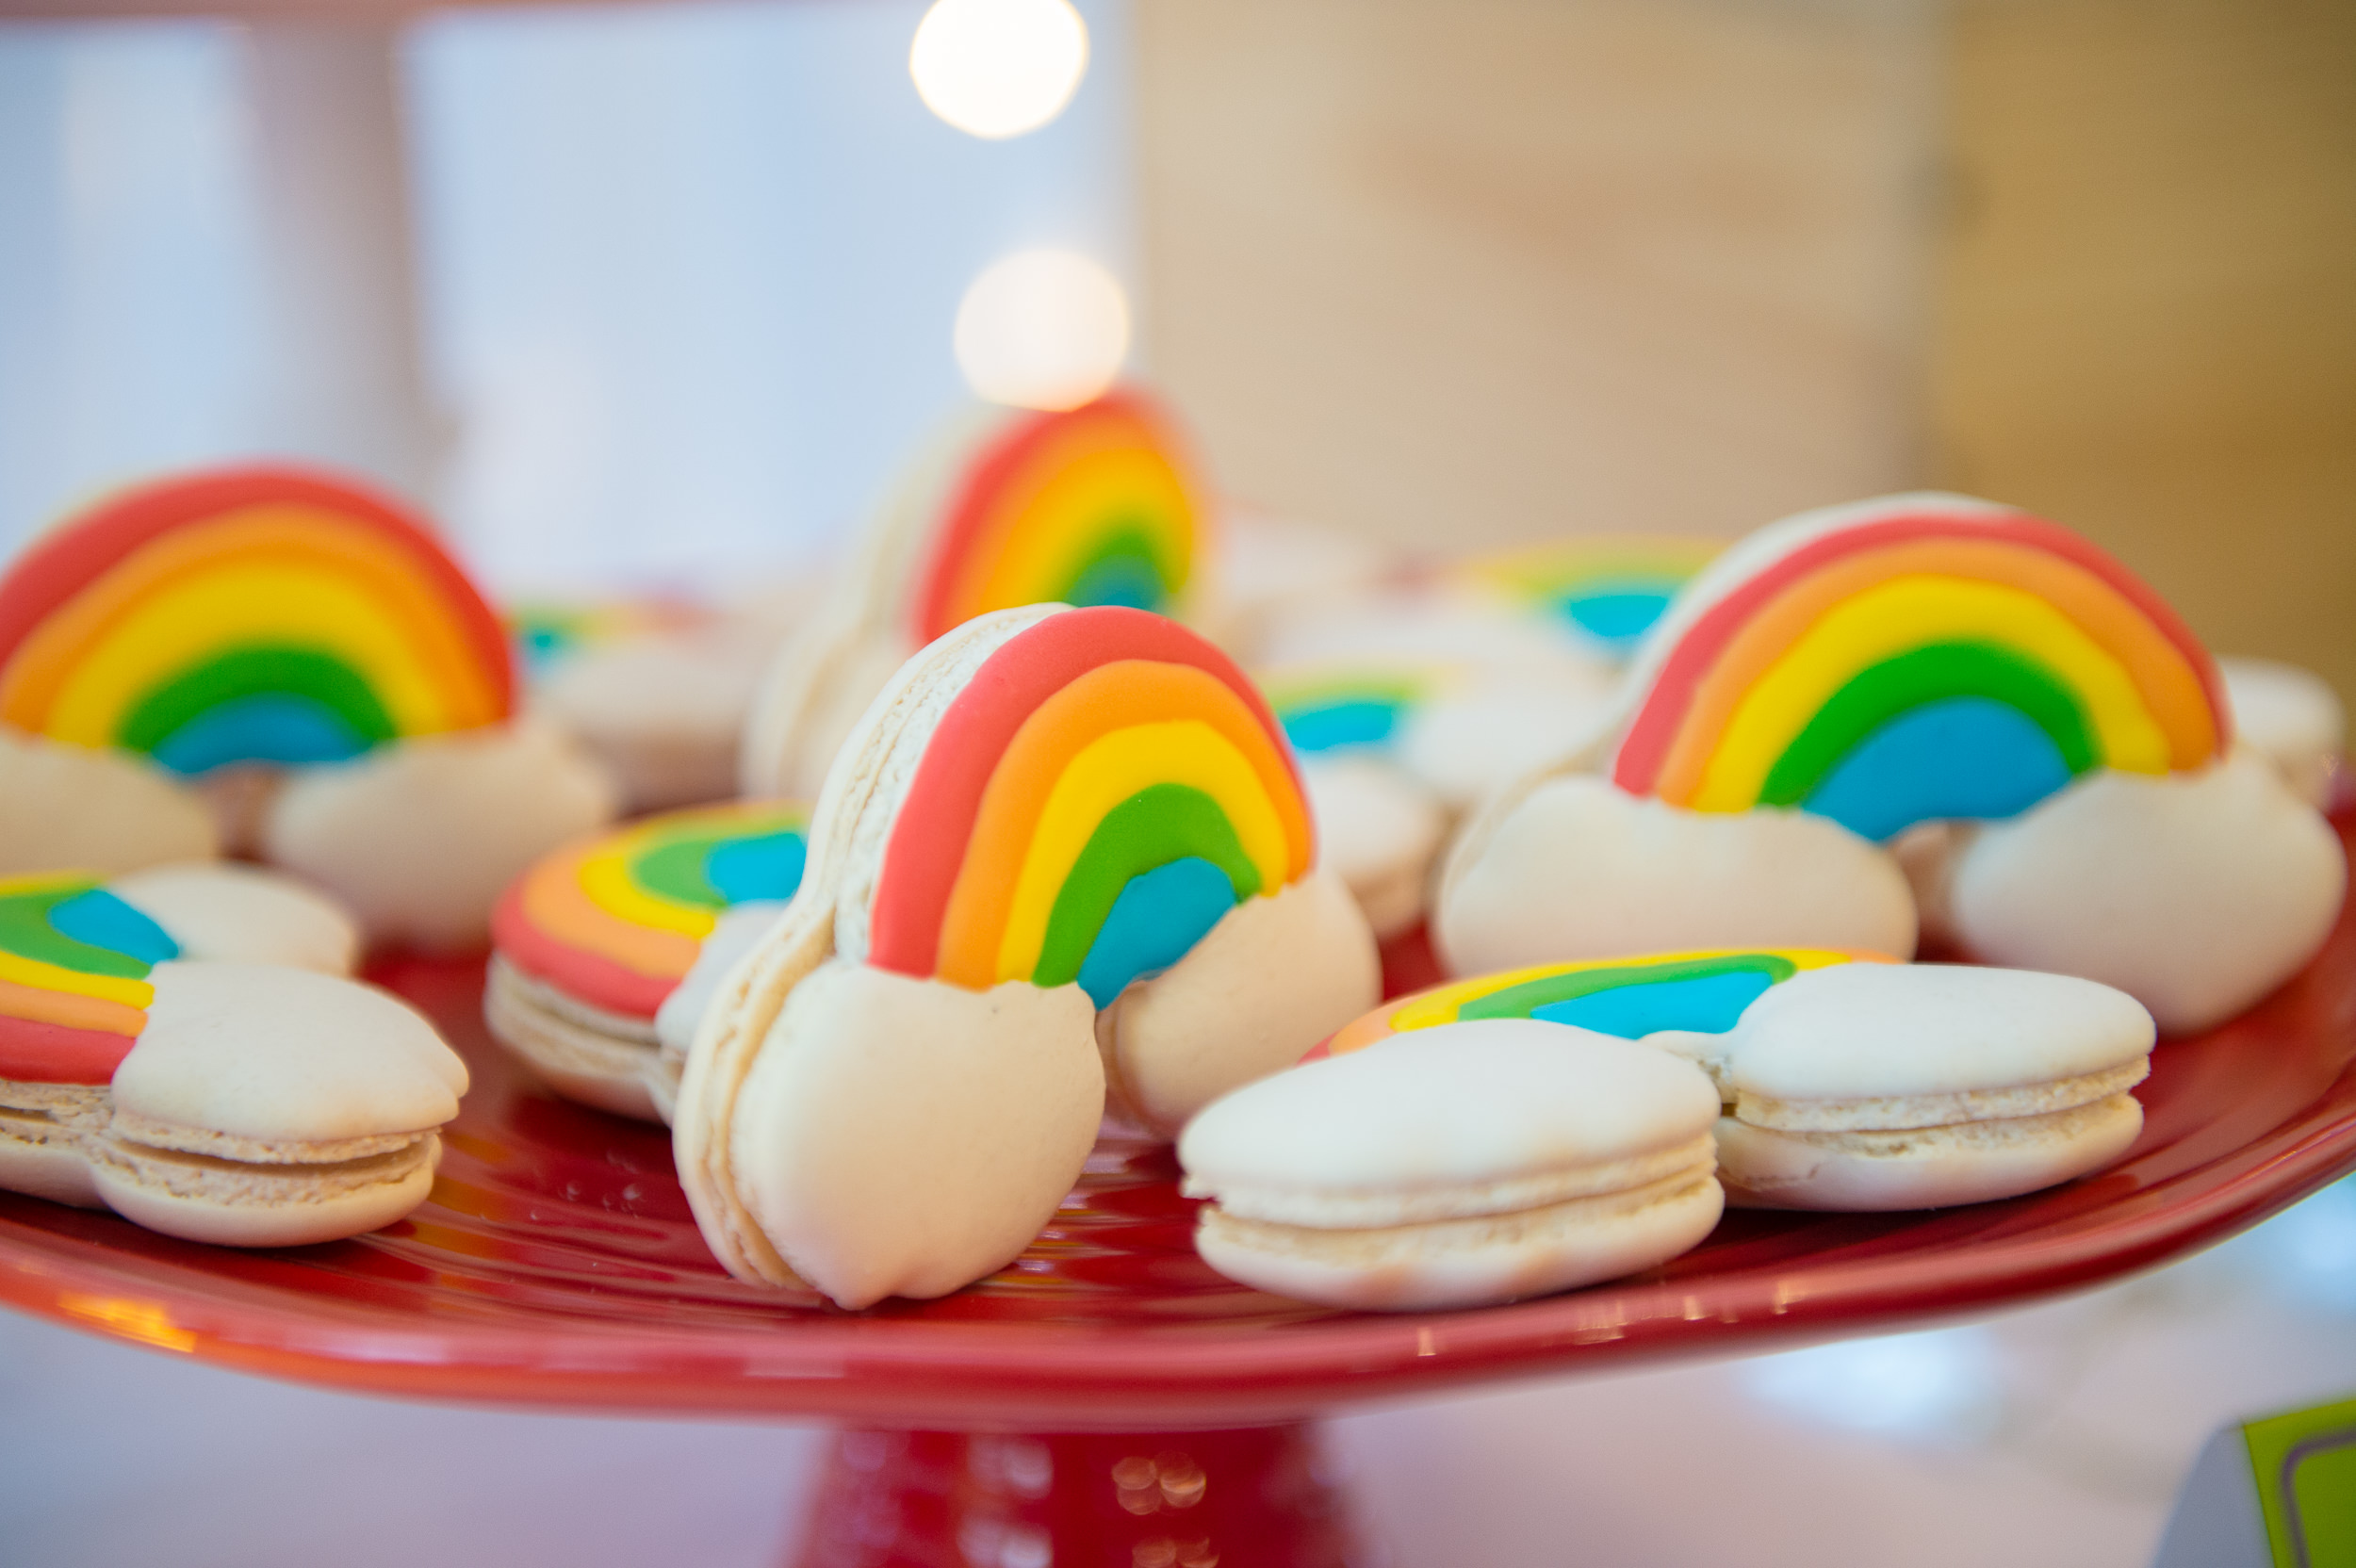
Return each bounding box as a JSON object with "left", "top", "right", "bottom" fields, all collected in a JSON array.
[
  {"left": 954, "top": 248, "right": 1129, "bottom": 410},
  {"left": 908, "top": 0, "right": 1088, "bottom": 141}
]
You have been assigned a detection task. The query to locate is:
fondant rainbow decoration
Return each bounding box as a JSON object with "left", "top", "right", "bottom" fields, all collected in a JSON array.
[
  {"left": 869, "top": 607, "right": 1314, "bottom": 1009},
  {"left": 1460, "top": 537, "right": 1722, "bottom": 653},
  {"left": 493, "top": 801, "right": 810, "bottom": 1020},
  {"left": 0, "top": 873, "right": 179, "bottom": 1085},
  {"left": 1610, "top": 501, "right": 2230, "bottom": 842},
  {"left": 908, "top": 392, "right": 1206, "bottom": 645},
  {"left": 1324, "top": 948, "right": 1876, "bottom": 1057},
  {"left": 1260, "top": 667, "right": 1440, "bottom": 758},
  {"left": 508, "top": 598, "right": 706, "bottom": 673},
  {"left": 0, "top": 466, "right": 514, "bottom": 776}
]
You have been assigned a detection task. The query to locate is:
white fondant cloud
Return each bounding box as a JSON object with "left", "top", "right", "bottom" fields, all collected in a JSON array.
[
  {"left": 1099, "top": 868, "right": 1382, "bottom": 1136},
  {"left": 262, "top": 716, "right": 619, "bottom": 950},
  {"left": 110, "top": 861, "right": 360, "bottom": 976},
  {"left": 1433, "top": 775, "right": 1918, "bottom": 976},
  {"left": 0, "top": 729, "right": 218, "bottom": 876},
  {"left": 1948, "top": 751, "right": 2345, "bottom": 1035}
]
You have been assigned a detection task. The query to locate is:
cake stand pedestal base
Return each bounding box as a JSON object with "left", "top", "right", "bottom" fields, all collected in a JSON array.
[{"left": 794, "top": 1423, "right": 1359, "bottom": 1568}]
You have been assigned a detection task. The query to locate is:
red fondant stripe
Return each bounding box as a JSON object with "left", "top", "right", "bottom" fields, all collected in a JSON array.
[
  {"left": 907, "top": 390, "right": 1180, "bottom": 645},
  {"left": 489, "top": 882, "right": 675, "bottom": 1021},
  {"left": 867, "top": 606, "right": 1303, "bottom": 980},
  {"left": 1611, "top": 508, "right": 2227, "bottom": 794},
  {"left": 0, "top": 464, "right": 515, "bottom": 718},
  {"left": 0, "top": 1017, "right": 136, "bottom": 1085}
]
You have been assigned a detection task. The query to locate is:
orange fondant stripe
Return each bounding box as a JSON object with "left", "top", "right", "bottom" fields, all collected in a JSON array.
[
  {"left": 0, "top": 973, "right": 145, "bottom": 1036},
  {"left": 0, "top": 509, "right": 505, "bottom": 734},
  {"left": 517, "top": 841, "right": 701, "bottom": 982},
  {"left": 935, "top": 659, "right": 1311, "bottom": 988},
  {"left": 938, "top": 410, "right": 1178, "bottom": 629},
  {"left": 1652, "top": 536, "right": 2219, "bottom": 805}
]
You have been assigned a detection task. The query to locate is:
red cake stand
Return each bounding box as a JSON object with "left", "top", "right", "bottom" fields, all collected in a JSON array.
[{"left": 5, "top": 825, "right": 2356, "bottom": 1567}]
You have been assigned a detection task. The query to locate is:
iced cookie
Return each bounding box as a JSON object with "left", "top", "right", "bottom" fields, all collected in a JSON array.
[
  {"left": 0, "top": 872, "right": 465, "bottom": 1240},
  {"left": 1180, "top": 1021, "right": 1724, "bottom": 1311},
  {"left": 488, "top": 801, "right": 810, "bottom": 1121},
  {"left": 1322, "top": 948, "right": 2151, "bottom": 1211},
  {"left": 677, "top": 605, "right": 1379, "bottom": 1308},
  {"left": 1435, "top": 494, "right": 2345, "bottom": 1032},
  {"left": 0, "top": 465, "right": 619, "bottom": 945},
  {"left": 741, "top": 391, "right": 1214, "bottom": 798},
  {"left": 2220, "top": 656, "right": 2343, "bottom": 808}
]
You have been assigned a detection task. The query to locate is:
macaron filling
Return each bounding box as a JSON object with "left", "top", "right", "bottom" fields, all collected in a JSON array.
[{"left": 1731, "top": 1059, "right": 2149, "bottom": 1134}]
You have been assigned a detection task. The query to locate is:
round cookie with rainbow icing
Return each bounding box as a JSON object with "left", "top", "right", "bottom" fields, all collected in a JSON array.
[
  {"left": 488, "top": 801, "right": 811, "bottom": 1122},
  {"left": 741, "top": 390, "right": 1215, "bottom": 799},
  {"left": 0, "top": 870, "right": 463, "bottom": 1243},
  {"left": 1435, "top": 493, "right": 2346, "bottom": 1032},
  {"left": 1308, "top": 946, "right": 2153, "bottom": 1216},
  {"left": 678, "top": 604, "right": 1379, "bottom": 1309},
  {"left": 0, "top": 466, "right": 618, "bottom": 946},
  {"left": 1448, "top": 534, "right": 1722, "bottom": 662}
]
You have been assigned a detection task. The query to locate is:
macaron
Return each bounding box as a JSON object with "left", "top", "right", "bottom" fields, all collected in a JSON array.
[
  {"left": 89, "top": 963, "right": 467, "bottom": 1247},
  {"left": 740, "top": 390, "right": 1216, "bottom": 799},
  {"left": 0, "top": 871, "right": 466, "bottom": 1242},
  {"left": 487, "top": 800, "right": 811, "bottom": 1121},
  {"left": 1179, "top": 1020, "right": 1725, "bottom": 1311},
  {"left": 1296, "top": 755, "right": 1446, "bottom": 940},
  {"left": 677, "top": 604, "right": 1378, "bottom": 1309},
  {"left": 1709, "top": 962, "right": 2153, "bottom": 1211},
  {"left": 2219, "top": 656, "right": 2343, "bottom": 808}
]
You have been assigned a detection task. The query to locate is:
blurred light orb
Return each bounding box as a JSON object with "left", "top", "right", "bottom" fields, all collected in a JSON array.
[
  {"left": 909, "top": 0, "right": 1088, "bottom": 140},
  {"left": 955, "top": 249, "right": 1130, "bottom": 411}
]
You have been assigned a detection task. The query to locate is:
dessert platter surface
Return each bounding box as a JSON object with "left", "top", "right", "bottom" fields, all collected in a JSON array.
[{"left": 4, "top": 814, "right": 2354, "bottom": 1431}]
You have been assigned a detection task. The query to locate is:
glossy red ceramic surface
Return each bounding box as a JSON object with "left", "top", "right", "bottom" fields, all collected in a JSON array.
[{"left": 1, "top": 822, "right": 2352, "bottom": 1429}]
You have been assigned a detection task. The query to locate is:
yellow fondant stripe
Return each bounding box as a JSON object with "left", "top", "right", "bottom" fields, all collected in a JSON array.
[
  {"left": 0, "top": 950, "right": 155, "bottom": 1011},
  {"left": 990, "top": 720, "right": 1287, "bottom": 986},
  {"left": 1382, "top": 948, "right": 1858, "bottom": 1038},
  {"left": 957, "top": 446, "right": 1192, "bottom": 623},
  {"left": 1687, "top": 575, "right": 2171, "bottom": 812},
  {"left": 575, "top": 838, "right": 719, "bottom": 941}
]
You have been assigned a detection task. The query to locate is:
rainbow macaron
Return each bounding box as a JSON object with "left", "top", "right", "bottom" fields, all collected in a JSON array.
[
  {"left": 741, "top": 391, "right": 1215, "bottom": 800},
  {"left": 488, "top": 801, "right": 812, "bottom": 1122},
  {"left": 678, "top": 604, "right": 1379, "bottom": 1309},
  {"left": 0, "top": 869, "right": 465, "bottom": 1245}
]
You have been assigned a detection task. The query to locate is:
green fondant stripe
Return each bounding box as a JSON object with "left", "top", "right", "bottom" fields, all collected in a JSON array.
[
  {"left": 1053, "top": 519, "right": 1183, "bottom": 601},
  {"left": 116, "top": 645, "right": 398, "bottom": 757},
  {"left": 1757, "top": 642, "right": 2099, "bottom": 809},
  {"left": 0, "top": 882, "right": 153, "bottom": 978},
  {"left": 1034, "top": 783, "right": 1261, "bottom": 988},
  {"left": 1457, "top": 953, "right": 1799, "bottom": 1023},
  {"left": 630, "top": 831, "right": 731, "bottom": 909}
]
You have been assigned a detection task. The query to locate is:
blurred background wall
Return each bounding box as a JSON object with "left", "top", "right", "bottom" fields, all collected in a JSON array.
[{"left": 0, "top": 0, "right": 2347, "bottom": 682}]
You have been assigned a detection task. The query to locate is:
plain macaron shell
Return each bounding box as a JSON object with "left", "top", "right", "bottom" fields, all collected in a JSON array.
[
  {"left": 2220, "top": 657, "right": 2343, "bottom": 808},
  {"left": 1297, "top": 755, "right": 1445, "bottom": 940},
  {"left": 1724, "top": 963, "right": 2155, "bottom": 1104},
  {"left": 109, "top": 861, "right": 361, "bottom": 975},
  {"left": 110, "top": 963, "right": 467, "bottom": 1143},
  {"left": 1181, "top": 1021, "right": 1725, "bottom": 1311},
  {"left": 1715, "top": 1096, "right": 2144, "bottom": 1213}
]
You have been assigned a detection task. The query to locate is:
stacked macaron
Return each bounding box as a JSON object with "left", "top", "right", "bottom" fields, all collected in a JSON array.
[
  {"left": 487, "top": 800, "right": 812, "bottom": 1121},
  {"left": 0, "top": 866, "right": 466, "bottom": 1245},
  {"left": 676, "top": 605, "right": 1379, "bottom": 1309},
  {"left": 1180, "top": 947, "right": 2157, "bottom": 1309}
]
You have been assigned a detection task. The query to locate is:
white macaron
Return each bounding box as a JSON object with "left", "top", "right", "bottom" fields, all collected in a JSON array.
[{"left": 1180, "top": 1020, "right": 1725, "bottom": 1311}]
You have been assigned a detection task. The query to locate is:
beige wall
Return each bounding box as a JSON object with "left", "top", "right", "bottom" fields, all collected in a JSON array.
[
  {"left": 1135, "top": 0, "right": 1944, "bottom": 552},
  {"left": 1932, "top": 0, "right": 2356, "bottom": 693},
  {"left": 1137, "top": 0, "right": 2355, "bottom": 690}
]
